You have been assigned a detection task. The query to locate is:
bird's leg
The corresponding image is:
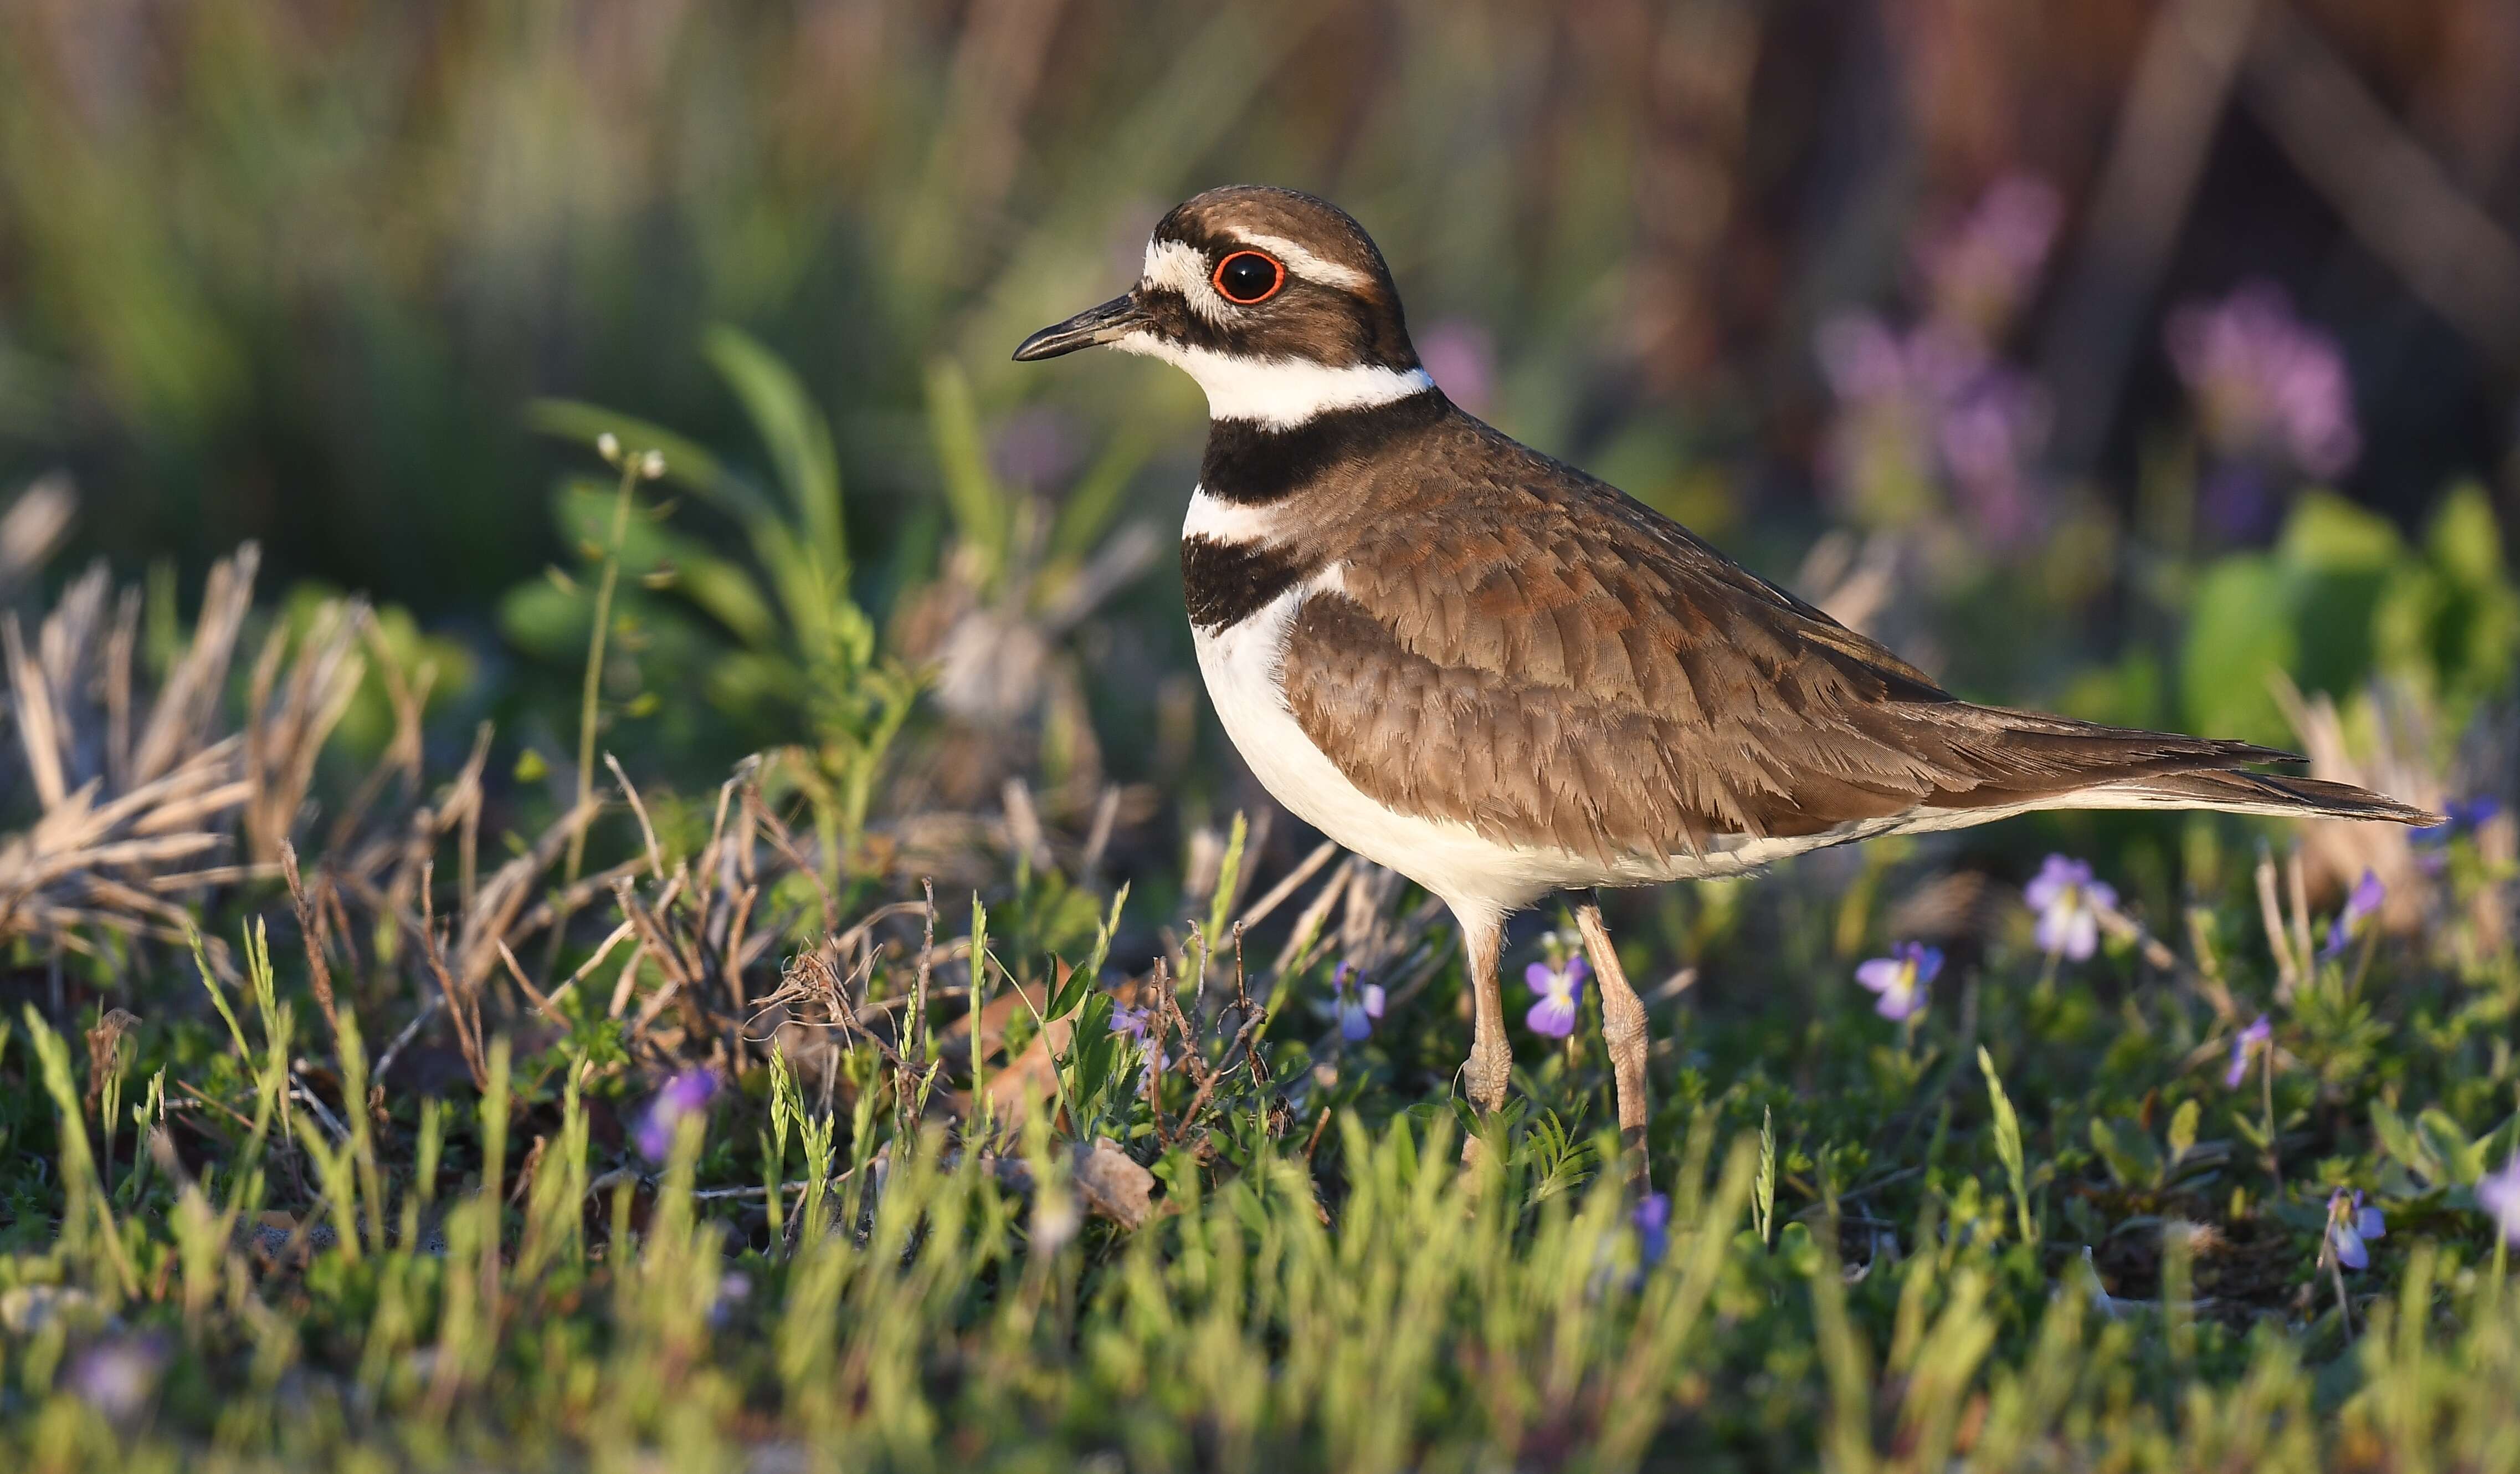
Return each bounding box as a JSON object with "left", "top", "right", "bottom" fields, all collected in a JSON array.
[
  {"left": 1457, "top": 905, "right": 1511, "bottom": 1117},
  {"left": 1573, "top": 894, "right": 1651, "bottom": 1186}
]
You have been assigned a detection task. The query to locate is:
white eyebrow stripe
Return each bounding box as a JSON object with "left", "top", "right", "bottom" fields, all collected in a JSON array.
[
  {"left": 1231, "top": 232, "right": 1372, "bottom": 292},
  {"left": 1141, "top": 232, "right": 1374, "bottom": 309}
]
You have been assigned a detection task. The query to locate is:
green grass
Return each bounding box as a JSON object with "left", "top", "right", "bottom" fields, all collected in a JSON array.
[
  {"left": 6, "top": 6, "right": 2520, "bottom": 1469},
  {"left": 4, "top": 807, "right": 2519, "bottom": 1471}
]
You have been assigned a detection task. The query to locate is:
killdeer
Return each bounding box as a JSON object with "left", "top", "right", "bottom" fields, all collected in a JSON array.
[{"left": 1015, "top": 185, "right": 2438, "bottom": 1161}]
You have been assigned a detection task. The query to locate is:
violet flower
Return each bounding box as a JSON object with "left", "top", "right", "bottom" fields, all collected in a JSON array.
[
  {"left": 67, "top": 1333, "right": 167, "bottom": 1424},
  {"left": 1524, "top": 955, "right": 1589, "bottom": 1039},
  {"left": 2324, "top": 1189, "right": 2386, "bottom": 1271},
  {"left": 634, "top": 1068, "right": 721, "bottom": 1164},
  {"left": 1914, "top": 174, "right": 2065, "bottom": 337},
  {"left": 1110, "top": 1002, "right": 1168, "bottom": 1086},
  {"left": 1815, "top": 314, "right": 2052, "bottom": 547},
  {"left": 2323, "top": 869, "right": 2385, "bottom": 956},
  {"left": 1332, "top": 960, "right": 1385, "bottom": 1043},
  {"left": 2025, "top": 855, "right": 2116, "bottom": 962},
  {"left": 1633, "top": 1192, "right": 1672, "bottom": 1267},
  {"left": 1854, "top": 941, "right": 1942, "bottom": 1021},
  {"left": 710, "top": 1270, "right": 753, "bottom": 1329},
  {"left": 2477, "top": 1158, "right": 2520, "bottom": 1249},
  {"left": 2224, "top": 1014, "right": 2272, "bottom": 1089},
  {"left": 2166, "top": 281, "right": 2360, "bottom": 484},
  {"left": 2413, "top": 797, "right": 2501, "bottom": 847}
]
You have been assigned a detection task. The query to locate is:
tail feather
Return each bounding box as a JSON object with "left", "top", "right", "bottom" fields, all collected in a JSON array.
[
  {"left": 2083, "top": 767, "right": 2443, "bottom": 826},
  {"left": 1898, "top": 703, "right": 2443, "bottom": 827}
]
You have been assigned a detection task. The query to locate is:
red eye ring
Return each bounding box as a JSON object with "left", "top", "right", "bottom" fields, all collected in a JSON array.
[{"left": 1212, "top": 250, "right": 1286, "bottom": 305}]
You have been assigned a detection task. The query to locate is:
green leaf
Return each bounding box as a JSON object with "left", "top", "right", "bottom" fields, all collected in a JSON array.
[
  {"left": 2372, "top": 1102, "right": 2437, "bottom": 1182},
  {"left": 925, "top": 359, "right": 1008, "bottom": 590},
  {"left": 704, "top": 325, "right": 845, "bottom": 574},
  {"left": 1049, "top": 423, "right": 1154, "bottom": 562},
  {"left": 2416, "top": 1108, "right": 2484, "bottom": 1186},
  {"left": 1978, "top": 1048, "right": 2034, "bottom": 1244},
  {"left": 2165, "top": 1098, "right": 2199, "bottom": 1171},
  {"left": 2179, "top": 555, "right": 2296, "bottom": 749},
  {"left": 2426, "top": 481, "right": 2507, "bottom": 591},
  {"left": 667, "top": 554, "right": 781, "bottom": 648},
  {"left": 2089, "top": 1117, "right": 2160, "bottom": 1190},
  {"left": 1204, "top": 811, "right": 1249, "bottom": 960},
  {"left": 2278, "top": 491, "right": 2403, "bottom": 574}
]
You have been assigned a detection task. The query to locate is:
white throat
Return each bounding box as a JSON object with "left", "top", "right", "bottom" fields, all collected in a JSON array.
[{"left": 1117, "top": 334, "right": 1433, "bottom": 430}]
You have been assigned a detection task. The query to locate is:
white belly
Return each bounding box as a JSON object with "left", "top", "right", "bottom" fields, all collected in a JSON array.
[{"left": 1189, "top": 565, "right": 1848, "bottom": 920}]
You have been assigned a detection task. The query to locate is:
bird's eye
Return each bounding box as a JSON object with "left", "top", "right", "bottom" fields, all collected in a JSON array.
[{"left": 1212, "top": 250, "right": 1285, "bottom": 305}]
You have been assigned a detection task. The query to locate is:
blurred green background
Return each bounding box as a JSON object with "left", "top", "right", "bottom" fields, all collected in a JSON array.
[{"left": 2, "top": 0, "right": 2516, "bottom": 820}]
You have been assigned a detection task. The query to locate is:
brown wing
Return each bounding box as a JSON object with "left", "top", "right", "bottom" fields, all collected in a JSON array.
[{"left": 1280, "top": 421, "right": 2321, "bottom": 863}]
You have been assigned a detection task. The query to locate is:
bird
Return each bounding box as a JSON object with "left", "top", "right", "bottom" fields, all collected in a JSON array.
[{"left": 1014, "top": 184, "right": 2440, "bottom": 1168}]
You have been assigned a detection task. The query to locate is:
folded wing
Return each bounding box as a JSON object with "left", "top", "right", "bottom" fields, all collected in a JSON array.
[{"left": 1282, "top": 445, "right": 2436, "bottom": 863}]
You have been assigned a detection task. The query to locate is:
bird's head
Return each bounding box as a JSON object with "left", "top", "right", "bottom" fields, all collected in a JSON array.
[{"left": 1014, "top": 186, "right": 1431, "bottom": 428}]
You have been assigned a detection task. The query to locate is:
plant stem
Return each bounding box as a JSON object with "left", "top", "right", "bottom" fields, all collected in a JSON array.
[
  {"left": 562, "top": 457, "right": 643, "bottom": 894},
  {"left": 2261, "top": 1045, "right": 2282, "bottom": 1196}
]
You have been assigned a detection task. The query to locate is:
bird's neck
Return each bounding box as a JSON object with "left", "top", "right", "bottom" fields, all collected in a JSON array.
[
  {"left": 1197, "top": 387, "right": 1452, "bottom": 506},
  {"left": 1120, "top": 335, "right": 1431, "bottom": 431}
]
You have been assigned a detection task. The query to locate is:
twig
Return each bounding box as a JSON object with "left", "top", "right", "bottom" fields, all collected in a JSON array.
[
  {"left": 605, "top": 751, "right": 665, "bottom": 879},
  {"left": 1234, "top": 839, "right": 1339, "bottom": 936},
  {"left": 279, "top": 842, "right": 343, "bottom": 1048},
  {"left": 373, "top": 997, "right": 443, "bottom": 1084},
  {"left": 496, "top": 940, "right": 567, "bottom": 1026}
]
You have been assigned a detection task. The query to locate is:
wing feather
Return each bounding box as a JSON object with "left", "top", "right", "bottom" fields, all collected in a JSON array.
[{"left": 1275, "top": 413, "right": 2428, "bottom": 863}]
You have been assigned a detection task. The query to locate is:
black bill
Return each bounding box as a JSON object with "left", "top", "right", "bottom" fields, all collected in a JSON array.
[{"left": 1012, "top": 294, "right": 1147, "bottom": 361}]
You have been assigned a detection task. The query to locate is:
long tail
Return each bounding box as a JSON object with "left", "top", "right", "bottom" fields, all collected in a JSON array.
[
  {"left": 1890, "top": 703, "right": 2444, "bottom": 828},
  {"left": 2069, "top": 766, "right": 2441, "bottom": 825}
]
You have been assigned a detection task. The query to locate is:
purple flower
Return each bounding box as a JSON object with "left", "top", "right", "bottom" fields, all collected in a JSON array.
[
  {"left": 1416, "top": 318, "right": 1497, "bottom": 417},
  {"left": 2322, "top": 869, "right": 2386, "bottom": 956},
  {"left": 1915, "top": 175, "right": 2065, "bottom": 337},
  {"left": 710, "top": 1270, "right": 753, "bottom": 1329},
  {"left": 2025, "top": 855, "right": 2116, "bottom": 962},
  {"left": 635, "top": 1068, "right": 721, "bottom": 1164},
  {"left": 2166, "top": 282, "right": 2360, "bottom": 483},
  {"left": 1332, "top": 960, "right": 1385, "bottom": 1043},
  {"left": 1524, "top": 955, "right": 1589, "bottom": 1039},
  {"left": 1110, "top": 1002, "right": 1168, "bottom": 1085},
  {"left": 2477, "top": 1158, "right": 2520, "bottom": 1248},
  {"left": 1937, "top": 367, "right": 2051, "bottom": 547},
  {"left": 2224, "top": 1014, "right": 2272, "bottom": 1089},
  {"left": 1854, "top": 941, "right": 1942, "bottom": 1021},
  {"left": 2413, "top": 797, "right": 2501, "bottom": 847},
  {"left": 1815, "top": 315, "right": 2052, "bottom": 547},
  {"left": 1633, "top": 1192, "right": 1672, "bottom": 1266},
  {"left": 67, "top": 1333, "right": 167, "bottom": 1423},
  {"left": 2324, "top": 1189, "right": 2385, "bottom": 1271}
]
